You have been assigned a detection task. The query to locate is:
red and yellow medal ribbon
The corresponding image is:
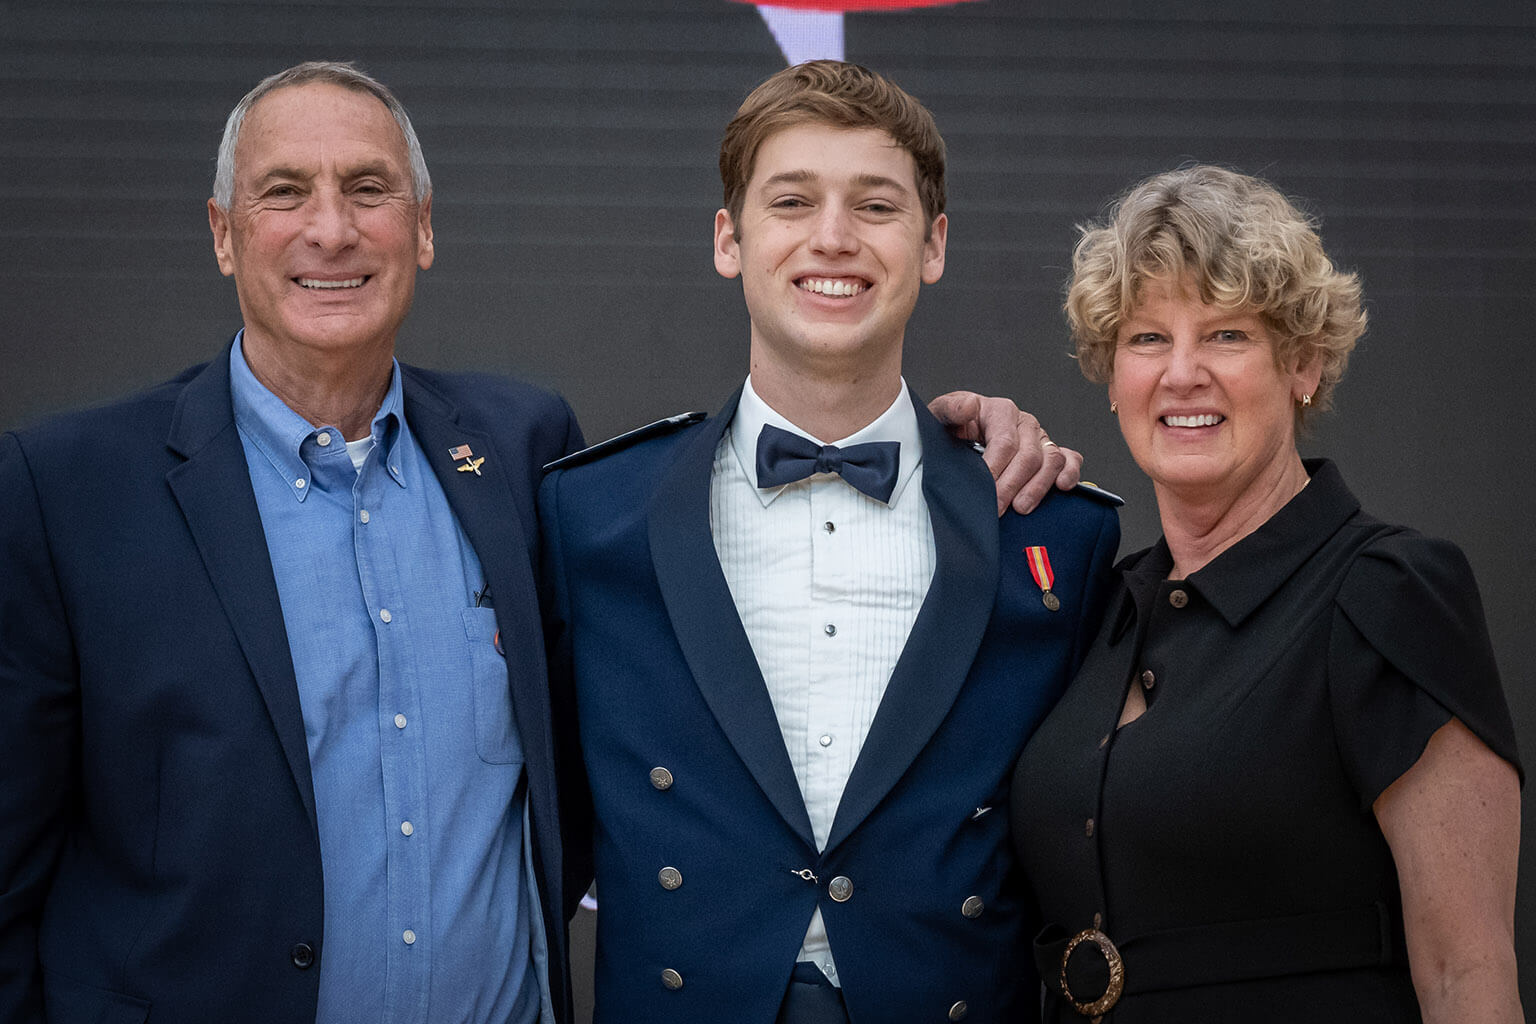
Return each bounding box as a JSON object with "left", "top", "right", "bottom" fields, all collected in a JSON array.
[
  {"left": 1024, "top": 546, "right": 1054, "bottom": 591},
  {"left": 1024, "top": 545, "right": 1060, "bottom": 610}
]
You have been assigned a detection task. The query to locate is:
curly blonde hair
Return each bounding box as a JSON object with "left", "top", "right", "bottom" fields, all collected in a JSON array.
[{"left": 1066, "top": 165, "right": 1366, "bottom": 415}]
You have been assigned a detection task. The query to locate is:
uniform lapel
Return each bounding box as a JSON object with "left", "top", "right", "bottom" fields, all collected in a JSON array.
[
  {"left": 164, "top": 344, "right": 318, "bottom": 833},
  {"left": 825, "top": 391, "right": 1000, "bottom": 852},
  {"left": 647, "top": 390, "right": 816, "bottom": 848}
]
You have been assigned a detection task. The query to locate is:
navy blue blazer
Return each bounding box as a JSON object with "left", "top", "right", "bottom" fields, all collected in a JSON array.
[
  {"left": 0, "top": 342, "right": 587, "bottom": 1024},
  {"left": 539, "top": 389, "right": 1121, "bottom": 1024}
]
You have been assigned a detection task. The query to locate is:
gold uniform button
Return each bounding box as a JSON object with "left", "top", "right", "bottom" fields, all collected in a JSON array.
[
  {"left": 961, "top": 896, "right": 984, "bottom": 919},
  {"left": 828, "top": 876, "right": 853, "bottom": 902},
  {"left": 658, "top": 866, "right": 683, "bottom": 890},
  {"left": 649, "top": 767, "right": 674, "bottom": 791},
  {"left": 949, "top": 1000, "right": 969, "bottom": 1020},
  {"left": 661, "top": 968, "right": 683, "bottom": 991},
  {"left": 1169, "top": 589, "right": 1189, "bottom": 608}
]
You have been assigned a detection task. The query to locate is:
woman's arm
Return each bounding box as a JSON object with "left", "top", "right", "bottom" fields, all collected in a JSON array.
[{"left": 1374, "top": 717, "right": 1522, "bottom": 1023}]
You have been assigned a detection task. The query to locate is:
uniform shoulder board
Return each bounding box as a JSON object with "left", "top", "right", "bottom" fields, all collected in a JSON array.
[
  {"left": 542, "top": 411, "right": 708, "bottom": 473},
  {"left": 1072, "top": 480, "right": 1125, "bottom": 506}
]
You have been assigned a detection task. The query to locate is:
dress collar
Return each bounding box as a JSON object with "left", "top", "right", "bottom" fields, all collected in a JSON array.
[{"left": 1113, "top": 459, "right": 1361, "bottom": 637}]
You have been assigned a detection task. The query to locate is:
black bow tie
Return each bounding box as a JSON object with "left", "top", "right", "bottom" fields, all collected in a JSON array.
[{"left": 754, "top": 423, "right": 901, "bottom": 504}]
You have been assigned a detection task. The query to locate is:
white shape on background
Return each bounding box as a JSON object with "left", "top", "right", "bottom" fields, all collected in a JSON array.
[{"left": 755, "top": 6, "right": 846, "bottom": 64}]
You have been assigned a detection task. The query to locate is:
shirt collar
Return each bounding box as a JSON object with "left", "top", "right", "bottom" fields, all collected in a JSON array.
[
  {"left": 727, "top": 375, "right": 924, "bottom": 508},
  {"left": 229, "top": 331, "right": 409, "bottom": 501},
  {"left": 1112, "top": 459, "right": 1361, "bottom": 639}
]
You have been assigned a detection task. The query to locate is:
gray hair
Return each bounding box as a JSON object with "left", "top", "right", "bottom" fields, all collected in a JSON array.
[{"left": 211, "top": 60, "right": 432, "bottom": 210}]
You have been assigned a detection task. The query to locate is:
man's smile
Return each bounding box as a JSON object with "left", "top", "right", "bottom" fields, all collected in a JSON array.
[
  {"left": 296, "top": 276, "right": 368, "bottom": 289},
  {"left": 797, "top": 276, "right": 867, "bottom": 297}
]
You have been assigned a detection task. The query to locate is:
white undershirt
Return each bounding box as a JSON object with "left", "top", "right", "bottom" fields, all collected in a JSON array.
[{"left": 709, "top": 376, "right": 936, "bottom": 986}]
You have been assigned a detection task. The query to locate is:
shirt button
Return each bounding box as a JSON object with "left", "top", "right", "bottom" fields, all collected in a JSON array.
[
  {"left": 823, "top": 521, "right": 835, "bottom": 533},
  {"left": 819, "top": 734, "right": 833, "bottom": 747},
  {"left": 316, "top": 431, "right": 332, "bottom": 446},
  {"left": 1140, "top": 669, "right": 1155, "bottom": 690},
  {"left": 400, "top": 821, "right": 414, "bottom": 836},
  {"left": 379, "top": 609, "right": 392, "bottom": 623},
  {"left": 360, "top": 509, "right": 370, "bottom": 524},
  {"left": 295, "top": 478, "right": 306, "bottom": 489},
  {"left": 394, "top": 713, "right": 407, "bottom": 729},
  {"left": 824, "top": 624, "right": 837, "bottom": 637},
  {"left": 402, "top": 929, "right": 416, "bottom": 945},
  {"left": 1169, "top": 588, "right": 1189, "bottom": 608}
]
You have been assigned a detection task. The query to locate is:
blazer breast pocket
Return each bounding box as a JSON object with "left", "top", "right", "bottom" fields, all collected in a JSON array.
[{"left": 462, "top": 606, "right": 522, "bottom": 765}]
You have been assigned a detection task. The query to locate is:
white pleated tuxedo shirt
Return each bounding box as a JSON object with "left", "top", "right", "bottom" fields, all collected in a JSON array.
[{"left": 709, "top": 377, "right": 937, "bottom": 986}]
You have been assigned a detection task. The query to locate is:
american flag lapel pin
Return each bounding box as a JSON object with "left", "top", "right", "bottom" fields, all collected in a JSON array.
[{"left": 450, "top": 443, "right": 485, "bottom": 476}]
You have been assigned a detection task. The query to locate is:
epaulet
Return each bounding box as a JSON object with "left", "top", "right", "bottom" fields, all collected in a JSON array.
[
  {"left": 1071, "top": 480, "right": 1125, "bottom": 507},
  {"left": 542, "top": 411, "right": 708, "bottom": 473}
]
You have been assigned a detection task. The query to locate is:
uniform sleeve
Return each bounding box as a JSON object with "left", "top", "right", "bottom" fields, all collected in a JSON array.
[
  {"left": 0, "top": 431, "right": 78, "bottom": 1024},
  {"left": 1328, "top": 529, "right": 1521, "bottom": 809}
]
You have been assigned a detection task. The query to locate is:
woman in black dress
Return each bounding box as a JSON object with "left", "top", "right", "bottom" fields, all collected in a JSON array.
[{"left": 1011, "top": 166, "right": 1521, "bottom": 1023}]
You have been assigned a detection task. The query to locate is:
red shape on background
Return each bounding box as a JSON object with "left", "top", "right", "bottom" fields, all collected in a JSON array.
[{"left": 733, "top": 0, "right": 981, "bottom": 10}]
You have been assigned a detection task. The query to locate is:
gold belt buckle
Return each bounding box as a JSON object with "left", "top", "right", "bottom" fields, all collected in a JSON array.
[{"left": 1059, "top": 928, "right": 1125, "bottom": 1018}]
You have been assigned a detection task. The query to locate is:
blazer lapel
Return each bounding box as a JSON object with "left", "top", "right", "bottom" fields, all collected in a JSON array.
[
  {"left": 825, "top": 391, "right": 1000, "bottom": 852},
  {"left": 647, "top": 391, "right": 816, "bottom": 848},
  {"left": 164, "top": 344, "right": 317, "bottom": 832},
  {"left": 402, "top": 372, "right": 555, "bottom": 799}
]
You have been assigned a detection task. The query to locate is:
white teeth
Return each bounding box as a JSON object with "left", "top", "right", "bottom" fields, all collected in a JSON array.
[
  {"left": 799, "top": 278, "right": 864, "bottom": 297},
  {"left": 1163, "top": 414, "right": 1223, "bottom": 428},
  {"left": 298, "top": 277, "right": 365, "bottom": 289}
]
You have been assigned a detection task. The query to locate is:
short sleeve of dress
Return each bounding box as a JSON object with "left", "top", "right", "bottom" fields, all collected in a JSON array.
[{"left": 1328, "top": 528, "right": 1522, "bottom": 809}]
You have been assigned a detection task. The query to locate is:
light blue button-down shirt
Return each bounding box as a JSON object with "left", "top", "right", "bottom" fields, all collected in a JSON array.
[{"left": 230, "top": 337, "right": 538, "bottom": 1024}]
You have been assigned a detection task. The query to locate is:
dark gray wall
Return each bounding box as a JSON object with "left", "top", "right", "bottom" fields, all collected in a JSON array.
[{"left": 3, "top": 0, "right": 1532, "bottom": 1013}]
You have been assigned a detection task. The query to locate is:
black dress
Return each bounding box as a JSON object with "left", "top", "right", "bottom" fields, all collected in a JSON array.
[{"left": 1011, "top": 460, "right": 1520, "bottom": 1023}]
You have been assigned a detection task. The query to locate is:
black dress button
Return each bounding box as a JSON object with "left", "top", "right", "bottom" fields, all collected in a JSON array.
[{"left": 290, "top": 942, "right": 316, "bottom": 969}]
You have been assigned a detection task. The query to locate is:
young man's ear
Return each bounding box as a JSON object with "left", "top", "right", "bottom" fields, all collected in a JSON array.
[
  {"left": 714, "top": 208, "right": 742, "bottom": 280},
  {"left": 921, "top": 212, "right": 948, "bottom": 286}
]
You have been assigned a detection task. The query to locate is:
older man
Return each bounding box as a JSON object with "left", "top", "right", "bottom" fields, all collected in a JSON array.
[
  {"left": 0, "top": 61, "right": 586, "bottom": 1024},
  {"left": 0, "top": 60, "right": 1070, "bottom": 1024}
]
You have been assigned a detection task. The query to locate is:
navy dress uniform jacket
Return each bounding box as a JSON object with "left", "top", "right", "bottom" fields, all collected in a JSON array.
[
  {"left": 0, "top": 341, "right": 589, "bottom": 1024},
  {"left": 539, "top": 389, "right": 1121, "bottom": 1024}
]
